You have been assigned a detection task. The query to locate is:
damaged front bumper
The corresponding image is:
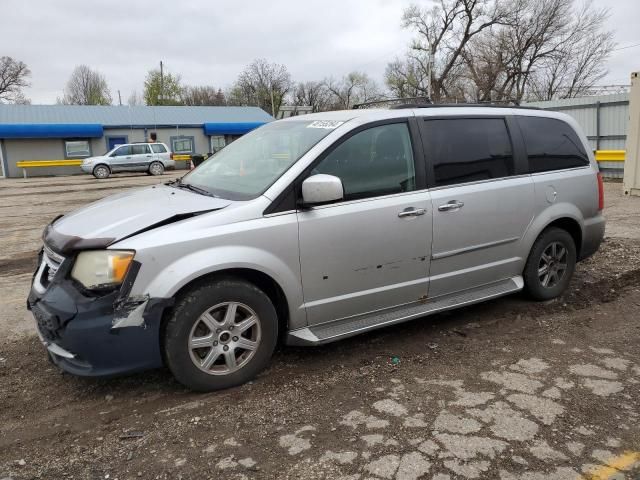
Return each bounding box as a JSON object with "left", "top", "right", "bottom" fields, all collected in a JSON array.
[{"left": 27, "top": 248, "right": 172, "bottom": 377}]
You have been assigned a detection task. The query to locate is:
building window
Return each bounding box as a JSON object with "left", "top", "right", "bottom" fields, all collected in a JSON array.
[
  {"left": 171, "top": 136, "right": 195, "bottom": 154},
  {"left": 210, "top": 135, "right": 226, "bottom": 153},
  {"left": 65, "top": 140, "right": 91, "bottom": 158}
]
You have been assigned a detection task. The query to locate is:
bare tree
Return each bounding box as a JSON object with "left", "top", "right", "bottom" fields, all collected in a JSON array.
[
  {"left": 62, "top": 65, "right": 112, "bottom": 105},
  {"left": 325, "top": 72, "right": 382, "bottom": 109},
  {"left": 0, "top": 56, "right": 31, "bottom": 103},
  {"left": 182, "top": 86, "right": 226, "bottom": 106},
  {"left": 385, "top": 57, "right": 430, "bottom": 98},
  {"left": 398, "top": 0, "right": 514, "bottom": 102},
  {"left": 392, "top": 0, "right": 614, "bottom": 103},
  {"left": 293, "top": 81, "right": 332, "bottom": 112},
  {"left": 127, "top": 90, "right": 144, "bottom": 106},
  {"left": 228, "top": 59, "right": 292, "bottom": 116}
]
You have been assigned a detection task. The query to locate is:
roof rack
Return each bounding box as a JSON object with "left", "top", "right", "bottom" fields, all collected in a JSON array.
[
  {"left": 408, "top": 102, "right": 541, "bottom": 110},
  {"left": 353, "top": 97, "right": 432, "bottom": 109}
]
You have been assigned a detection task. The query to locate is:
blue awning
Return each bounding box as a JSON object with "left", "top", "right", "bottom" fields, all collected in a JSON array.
[
  {"left": 203, "top": 122, "right": 266, "bottom": 135},
  {"left": 0, "top": 123, "right": 103, "bottom": 139}
]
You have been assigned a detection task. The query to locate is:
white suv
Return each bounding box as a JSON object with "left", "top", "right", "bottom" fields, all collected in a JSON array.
[{"left": 80, "top": 142, "right": 175, "bottom": 179}]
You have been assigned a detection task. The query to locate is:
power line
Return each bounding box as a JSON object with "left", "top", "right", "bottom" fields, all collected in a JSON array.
[{"left": 611, "top": 42, "right": 640, "bottom": 52}]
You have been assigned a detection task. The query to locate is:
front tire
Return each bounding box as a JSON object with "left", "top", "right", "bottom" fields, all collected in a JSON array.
[
  {"left": 92, "top": 164, "right": 110, "bottom": 179},
  {"left": 163, "top": 278, "right": 278, "bottom": 392},
  {"left": 523, "top": 227, "right": 576, "bottom": 301}
]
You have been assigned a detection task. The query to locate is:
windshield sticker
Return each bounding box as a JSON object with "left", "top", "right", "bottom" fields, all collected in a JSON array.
[{"left": 307, "top": 120, "right": 345, "bottom": 129}]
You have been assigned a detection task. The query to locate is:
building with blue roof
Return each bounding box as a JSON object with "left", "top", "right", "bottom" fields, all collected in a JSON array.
[{"left": 0, "top": 105, "right": 273, "bottom": 178}]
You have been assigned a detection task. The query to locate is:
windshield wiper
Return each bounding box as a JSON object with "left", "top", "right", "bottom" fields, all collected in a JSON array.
[{"left": 174, "top": 181, "right": 219, "bottom": 198}]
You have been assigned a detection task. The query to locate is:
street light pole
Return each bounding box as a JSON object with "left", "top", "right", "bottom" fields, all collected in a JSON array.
[{"left": 159, "top": 60, "right": 164, "bottom": 106}]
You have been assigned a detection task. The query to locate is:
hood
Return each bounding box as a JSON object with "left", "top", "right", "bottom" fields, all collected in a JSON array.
[
  {"left": 45, "top": 184, "right": 231, "bottom": 254},
  {"left": 82, "top": 155, "right": 109, "bottom": 163}
]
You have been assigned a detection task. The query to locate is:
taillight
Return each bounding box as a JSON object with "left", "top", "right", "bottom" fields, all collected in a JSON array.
[
  {"left": 597, "top": 172, "right": 604, "bottom": 211},
  {"left": 170, "top": 152, "right": 174, "bottom": 160}
]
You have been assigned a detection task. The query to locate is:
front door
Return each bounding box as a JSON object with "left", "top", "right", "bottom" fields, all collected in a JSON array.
[
  {"left": 109, "top": 145, "right": 132, "bottom": 171},
  {"left": 420, "top": 117, "right": 534, "bottom": 298},
  {"left": 297, "top": 120, "right": 432, "bottom": 326}
]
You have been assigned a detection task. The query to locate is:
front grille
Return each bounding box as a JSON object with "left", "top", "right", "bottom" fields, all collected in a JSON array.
[{"left": 32, "top": 302, "right": 60, "bottom": 342}]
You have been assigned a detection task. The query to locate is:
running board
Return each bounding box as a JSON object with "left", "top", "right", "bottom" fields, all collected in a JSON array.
[{"left": 287, "top": 276, "right": 523, "bottom": 346}]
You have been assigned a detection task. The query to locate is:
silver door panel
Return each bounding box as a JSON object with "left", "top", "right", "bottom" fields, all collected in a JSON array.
[
  {"left": 297, "top": 191, "right": 432, "bottom": 325},
  {"left": 428, "top": 176, "right": 535, "bottom": 297}
]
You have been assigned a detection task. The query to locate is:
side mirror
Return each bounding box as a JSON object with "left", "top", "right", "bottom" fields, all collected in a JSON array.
[{"left": 301, "top": 174, "right": 344, "bottom": 206}]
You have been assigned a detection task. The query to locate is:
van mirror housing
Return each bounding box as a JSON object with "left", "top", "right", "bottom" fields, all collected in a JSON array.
[{"left": 301, "top": 174, "right": 344, "bottom": 206}]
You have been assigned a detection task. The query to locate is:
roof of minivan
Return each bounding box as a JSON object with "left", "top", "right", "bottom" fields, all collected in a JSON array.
[{"left": 280, "top": 106, "right": 565, "bottom": 123}]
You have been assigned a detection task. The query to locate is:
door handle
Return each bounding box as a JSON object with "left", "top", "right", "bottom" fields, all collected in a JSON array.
[
  {"left": 146, "top": 155, "right": 152, "bottom": 157},
  {"left": 125, "top": 156, "right": 132, "bottom": 159},
  {"left": 438, "top": 201, "right": 465, "bottom": 212},
  {"left": 398, "top": 207, "right": 426, "bottom": 218}
]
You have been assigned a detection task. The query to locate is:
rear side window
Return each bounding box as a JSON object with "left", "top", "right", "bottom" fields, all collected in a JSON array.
[
  {"left": 422, "top": 118, "right": 514, "bottom": 187},
  {"left": 151, "top": 143, "right": 167, "bottom": 153},
  {"left": 517, "top": 116, "right": 589, "bottom": 173},
  {"left": 131, "top": 144, "right": 150, "bottom": 155}
]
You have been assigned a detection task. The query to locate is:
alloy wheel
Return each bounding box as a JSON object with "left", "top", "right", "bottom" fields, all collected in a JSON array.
[
  {"left": 188, "top": 302, "right": 261, "bottom": 375},
  {"left": 538, "top": 241, "right": 568, "bottom": 288}
]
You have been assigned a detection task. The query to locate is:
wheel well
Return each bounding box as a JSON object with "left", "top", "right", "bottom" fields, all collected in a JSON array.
[
  {"left": 169, "top": 268, "right": 290, "bottom": 341},
  {"left": 545, "top": 217, "right": 582, "bottom": 257},
  {"left": 93, "top": 163, "right": 111, "bottom": 172}
]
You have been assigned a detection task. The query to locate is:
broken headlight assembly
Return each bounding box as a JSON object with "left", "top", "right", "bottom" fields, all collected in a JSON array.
[{"left": 71, "top": 250, "right": 135, "bottom": 290}]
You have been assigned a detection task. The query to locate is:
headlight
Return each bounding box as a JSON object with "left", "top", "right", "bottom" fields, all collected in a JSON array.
[{"left": 71, "top": 250, "right": 135, "bottom": 289}]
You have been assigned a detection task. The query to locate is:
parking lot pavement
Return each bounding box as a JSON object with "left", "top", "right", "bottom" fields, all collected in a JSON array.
[{"left": 1, "top": 178, "right": 640, "bottom": 480}]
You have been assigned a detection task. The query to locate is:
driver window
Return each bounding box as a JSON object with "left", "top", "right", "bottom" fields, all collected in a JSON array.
[
  {"left": 313, "top": 122, "right": 416, "bottom": 201},
  {"left": 112, "top": 145, "right": 131, "bottom": 157}
]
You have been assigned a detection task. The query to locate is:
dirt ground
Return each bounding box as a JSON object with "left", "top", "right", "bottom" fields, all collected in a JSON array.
[{"left": 1, "top": 175, "right": 640, "bottom": 480}]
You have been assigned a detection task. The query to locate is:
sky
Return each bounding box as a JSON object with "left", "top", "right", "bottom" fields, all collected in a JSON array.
[{"left": 1, "top": 0, "right": 638, "bottom": 105}]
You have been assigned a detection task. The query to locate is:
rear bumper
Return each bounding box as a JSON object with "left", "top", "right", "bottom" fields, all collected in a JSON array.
[
  {"left": 28, "top": 261, "right": 169, "bottom": 377},
  {"left": 579, "top": 214, "right": 606, "bottom": 261}
]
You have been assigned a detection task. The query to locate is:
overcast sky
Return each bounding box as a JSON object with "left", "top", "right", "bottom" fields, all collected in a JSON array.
[{"left": 1, "top": 0, "right": 638, "bottom": 105}]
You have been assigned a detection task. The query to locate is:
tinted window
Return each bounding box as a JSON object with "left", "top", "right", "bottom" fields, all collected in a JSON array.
[
  {"left": 112, "top": 145, "right": 131, "bottom": 156},
  {"left": 150, "top": 143, "right": 167, "bottom": 153},
  {"left": 518, "top": 117, "right": 589, "bottom": 173},
  {"left": 423, "top": 118, "right": 514, "bottom": 187},
  {"left": 131, "top": 144, "right": 150, "bottom": 155},
  {"left": 313, "top": 123, "right": 416, "bottom": 201}
]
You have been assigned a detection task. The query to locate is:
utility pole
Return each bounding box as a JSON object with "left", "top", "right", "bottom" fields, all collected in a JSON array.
[
  {"left": 159, "top": 60, "right": 164, "bottom": 106},
  {"left": 117, "top": 90, "right": 122, "bottom": 106}
]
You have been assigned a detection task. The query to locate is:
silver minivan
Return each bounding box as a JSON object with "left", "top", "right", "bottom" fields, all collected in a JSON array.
[
  {"left": 28, "top": 106, "right": 605, "bottom": 391},
  {"left": 80, "top": 142, "right": 174, "bottom": 179}
]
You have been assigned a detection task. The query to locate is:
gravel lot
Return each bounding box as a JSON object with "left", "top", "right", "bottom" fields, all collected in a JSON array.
[{"left": 1, "top": 174, "right": 640, "bottom": 480}]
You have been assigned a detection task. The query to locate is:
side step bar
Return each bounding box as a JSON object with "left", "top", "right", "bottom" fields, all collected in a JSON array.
[{"left": 287, "top": 276, "right": 523, "bottom": 346}]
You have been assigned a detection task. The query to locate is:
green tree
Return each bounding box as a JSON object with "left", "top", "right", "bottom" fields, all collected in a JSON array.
[{"left": 143, "top": 68, "right": 183, "bottom": 106}]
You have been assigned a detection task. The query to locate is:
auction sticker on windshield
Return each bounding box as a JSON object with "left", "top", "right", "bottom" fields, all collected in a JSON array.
[{"left": 306, "top": 120, "right": 345, "bottom": 129}]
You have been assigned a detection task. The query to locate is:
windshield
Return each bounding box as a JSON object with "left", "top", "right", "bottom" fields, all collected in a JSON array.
[{"left": 179, "top": 120, "right": 343, "bottom": 200}]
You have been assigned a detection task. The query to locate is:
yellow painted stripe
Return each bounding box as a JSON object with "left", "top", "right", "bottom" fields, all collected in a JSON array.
[
  {"left": 595, "top": 150, "right": 625, "bottom": 162},
  {"left": 172, "top": 154, "right": 191, "bottom": 160},
  {"left": 582, "top": 451, "right": 640, "bottom": 479},
  {"left": 16, "top": 159, "right": 83, "bottom": 167}
]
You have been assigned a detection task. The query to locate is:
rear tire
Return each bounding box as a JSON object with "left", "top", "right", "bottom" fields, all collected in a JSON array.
[
  {"left": 523, "top": 227, "right": 576, "bottom": 301},
  {"left": 149, "top": 161, "right": 164, "bottom": 176},
  {"left": 163, "top": 278, "right": 278, "bottom": 392}
]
